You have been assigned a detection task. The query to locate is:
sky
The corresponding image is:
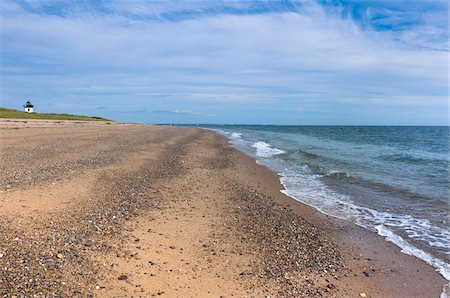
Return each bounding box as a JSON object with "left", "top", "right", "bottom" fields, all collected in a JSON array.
[{"left": 0, "top": 0, "right": 448, "bottom": 125}]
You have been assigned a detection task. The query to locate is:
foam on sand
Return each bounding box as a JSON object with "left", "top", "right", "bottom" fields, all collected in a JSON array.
[{"left": 376, "top": 225, "right": 450, "bottom": 281}]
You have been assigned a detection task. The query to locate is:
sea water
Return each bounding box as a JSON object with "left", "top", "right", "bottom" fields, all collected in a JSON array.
[{"left": 200, "top": 125, "right": 449, "bottom": 280}]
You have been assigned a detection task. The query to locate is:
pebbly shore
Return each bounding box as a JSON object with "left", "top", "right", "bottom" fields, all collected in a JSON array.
[{"left": 0, "top": 120, "right": 445, "bottom": 297}]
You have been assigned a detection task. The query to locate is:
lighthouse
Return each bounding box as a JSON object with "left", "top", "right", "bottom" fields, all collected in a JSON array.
[{"left": 23, "top": 101, "right": 34, "bottom": 113}]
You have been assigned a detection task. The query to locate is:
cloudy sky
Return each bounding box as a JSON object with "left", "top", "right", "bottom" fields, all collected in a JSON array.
[{"left": 0, "top": 0, "right": 448, "bottom": 124}]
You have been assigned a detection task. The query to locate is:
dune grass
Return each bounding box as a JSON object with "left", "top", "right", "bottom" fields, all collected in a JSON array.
[{"left": 0, "top": 107, "right": 113, "bottom": 122}]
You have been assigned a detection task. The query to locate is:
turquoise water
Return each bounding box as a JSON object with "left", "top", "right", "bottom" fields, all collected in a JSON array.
[{"left": 199, "top": 125, "right": 449, "bottom": 279}]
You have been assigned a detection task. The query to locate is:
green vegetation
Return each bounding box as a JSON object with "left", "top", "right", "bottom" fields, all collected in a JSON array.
[{"left": 0, "top": 107, "right": 113, "bottom": 122}]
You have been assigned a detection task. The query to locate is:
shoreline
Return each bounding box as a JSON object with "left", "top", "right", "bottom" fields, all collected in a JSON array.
[
  {"left": 221, "top": 132, "right": 447, "bottom": 297},
  {"left": 212, "top": 126, "right": 449, "bottom": 284},
  {"left": 0, "top": 120, "right": 446, "bottom": 297}
]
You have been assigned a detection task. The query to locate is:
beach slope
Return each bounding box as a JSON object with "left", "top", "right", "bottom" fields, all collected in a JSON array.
[{"left": 0, "top": 120, "right": 445, "bottom": 297}]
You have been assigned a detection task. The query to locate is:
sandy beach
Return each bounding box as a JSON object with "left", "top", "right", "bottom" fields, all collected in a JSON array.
[{"left": 0, "top": 120, "right": 445, "bottom": 297}]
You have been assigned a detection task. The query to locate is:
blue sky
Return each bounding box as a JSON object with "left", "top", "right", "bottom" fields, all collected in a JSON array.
[{"left": 0, "top": 0, "right": 448, "bottom": 125}]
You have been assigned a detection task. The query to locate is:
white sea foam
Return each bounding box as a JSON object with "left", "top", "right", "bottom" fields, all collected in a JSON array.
[
  {"left": 231, "top": 132, "right": 242, "bottom": 139},
  {"left": 251, "top": 141, "right": 286, "bottom": 157},
  {"left": 376, "top": 225, "right": 450, "bottom": 281},
  {"left": 441, "top": 283, "right": 450, "bottom": 298},
  {"left": 278, "top": 167, "right": 450, "bottom": 282},
  {"left": 326, "top": 170, "right": 351, "bottom": 178}
]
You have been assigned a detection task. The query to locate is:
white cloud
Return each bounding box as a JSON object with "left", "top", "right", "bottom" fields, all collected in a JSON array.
[{"left": 0, "top": 0, "right": 447, "bottom": 124}]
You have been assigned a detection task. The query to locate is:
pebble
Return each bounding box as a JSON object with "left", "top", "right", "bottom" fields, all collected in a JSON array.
[
  {"left": 359, "top": 293, "right": 368, "bottom": 298},
  {"left": 117, "top": 275, "right": 128, "bottom": 281}
]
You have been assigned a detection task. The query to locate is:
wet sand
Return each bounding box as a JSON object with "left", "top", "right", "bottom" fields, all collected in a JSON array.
[{"left": 0, "top": 119, "right": 445, "bottom": 297}]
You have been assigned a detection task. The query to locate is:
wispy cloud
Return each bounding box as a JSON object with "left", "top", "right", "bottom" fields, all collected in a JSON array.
[
  {"left": 153, "top": 109, "right": 203, "bottom": 116},
  {"left": 0, "top": 0, "right": 447, "bottom": 124}
]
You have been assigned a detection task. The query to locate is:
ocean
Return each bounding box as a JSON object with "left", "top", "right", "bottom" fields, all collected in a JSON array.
[{"left": 199, "top": 125, "right": 449, "bottom": 280}]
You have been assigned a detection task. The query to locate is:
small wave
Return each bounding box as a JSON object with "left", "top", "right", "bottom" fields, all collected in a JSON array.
[
  {"left": 323, "top": 171, "right": 443, "bottom": 205},
  {"left": 326, "top": 170, "right": 351, "bottom": 179},
  {"left": 297, "top": 149, "right": 322, "bottom": 160},
  {"left": 231, "top": 132, "right": 242, "bottom": 139},
  {"left": 251, "top": 141, "right": 286, "bottom": 158},
  {"left": 378, "top": 153, "right": 439, "bottom": 164}
]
